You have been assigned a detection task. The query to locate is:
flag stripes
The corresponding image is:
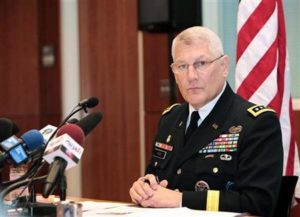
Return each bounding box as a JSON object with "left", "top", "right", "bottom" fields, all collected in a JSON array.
[{"left": 236, "top": 0, "right": 300, "bottom": 197}]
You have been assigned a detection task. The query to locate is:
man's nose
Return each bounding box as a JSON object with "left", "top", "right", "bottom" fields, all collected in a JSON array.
[{"left": 187, "top": 65, "right": 198, "bottom": 79}]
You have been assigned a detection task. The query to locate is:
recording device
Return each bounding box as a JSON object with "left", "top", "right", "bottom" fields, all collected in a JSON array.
[
  {"left": 0, "top": 121, "right": 83, "bottom": 187},
  {"left": 59, "top": 97, "right": 99, "bottom": 128},
  {"left": 0, "top": 130, "right": 44, "bottom": 166},
  {"left": 39, "top": 125, "right": 57, "bottom": 144},
  {"left": 42, "top": 112, "right": 103, "bottom": 198},
  {"left": 1, "top": 109, "right": 102, "bottom": 188},
  {"left": 39, "top": 117, "right": 80, "bottom": 145},
  {"left": 43, "top": 124, "right": 85, "bottom": 169},
  {"left": 78, "top": 97, "right": 99, "bottom": 108},
  {"left": 39, "top": 97, "right": 99, "bottom": 150},
  {"left": 0, "top": 98, "right": 102, "bottom": 216},
  {"left": 29, "top": 119, "right": 81, "bottom": 162},
  {"left": 67, "top": 118, "right": 79, "bottom": 124},
  {"left": 76, "top": 111, "right": 103, "bottom": 136},
  {"left": 42, "top": 124, "right": 85, "bottom": 198}
]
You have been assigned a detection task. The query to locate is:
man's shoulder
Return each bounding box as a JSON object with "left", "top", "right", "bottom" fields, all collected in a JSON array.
[
  {"left": 233, "top": 95, "right": 276, "bottom": 118},
  {"left": 246, "top": 104, "right": 276, "bottom": 118},
  {"left": 161, "top": 103, "right": 183, "bottom": 116}
]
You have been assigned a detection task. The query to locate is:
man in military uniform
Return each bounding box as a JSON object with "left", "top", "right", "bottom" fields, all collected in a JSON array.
[{"left": 129, "top": 26, "right": 283, "bottom": 217}]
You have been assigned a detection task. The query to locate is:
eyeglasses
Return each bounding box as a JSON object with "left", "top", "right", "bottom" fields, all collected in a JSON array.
[{"left": 170, "top": 55, "right": 224, "bottom": 74}]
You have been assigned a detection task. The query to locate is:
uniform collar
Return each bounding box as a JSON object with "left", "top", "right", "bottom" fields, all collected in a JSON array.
[{"left": 187, "top": 82, "right": 227, "bottom": 127}]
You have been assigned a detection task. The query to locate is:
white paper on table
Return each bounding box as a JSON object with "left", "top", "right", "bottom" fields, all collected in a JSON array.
[{"left": 80, "top": 201, "right": 242, "bottom": 217}]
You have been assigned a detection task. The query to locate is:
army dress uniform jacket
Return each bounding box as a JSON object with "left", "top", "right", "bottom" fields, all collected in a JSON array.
[{"left": 146, "top": 84, "right": 283, "bottom": 217}]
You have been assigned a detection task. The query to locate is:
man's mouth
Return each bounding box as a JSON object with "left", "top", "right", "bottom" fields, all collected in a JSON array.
[{"left": 188, "top": 87, "right": 201, "bottom": 91}]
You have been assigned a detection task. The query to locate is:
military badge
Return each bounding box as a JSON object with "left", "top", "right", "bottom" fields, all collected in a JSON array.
[
  {"left": 178, "top": 121, "right": 183, "bottom": 127},
  {"left": 229, "top": 125, "right": 243, "bottom": 134},
  {"left": 225, "top": 181, "right": 235, "bottom": 190},
  {"left": 155, "top": 142, "right": 173, "bottom": 151},
  {"left": 162, "top": 103, "right": 181, "bottom": 115},
  {"left": 212, "top": 123, "right": 219, "bottom": 129},
  {"left": 166, "top": 135, "right": 172, "bottom": 143},
  {"left": 199, "top": 133, "right": 239, "bottom": 154},
  {"left": 220, "top": 154, "right": 232, "bottom": 161},
  {"left": 247, "top": 105, "right": 275, "bottom": 117},
  {"left": 213, "top": 167, "right": 219, "bottom": 173},
  {"left": 195, "top": 180, "right": 210, "bottom": 191},
  {"left": 153, "top": 148, "right": 167, "bottom": 159},
  {"left": 205, "top": 154, "right": 215, "bottom": 158}
]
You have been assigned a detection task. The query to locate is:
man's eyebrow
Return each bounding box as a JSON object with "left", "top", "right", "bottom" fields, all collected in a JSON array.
[{"left": 174, "top": 56, "right": 207, "bottom": 63}]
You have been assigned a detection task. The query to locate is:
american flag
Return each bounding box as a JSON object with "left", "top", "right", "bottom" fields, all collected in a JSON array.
[{"left": 235, "top": 0, "right": 300, "bottom": 198}]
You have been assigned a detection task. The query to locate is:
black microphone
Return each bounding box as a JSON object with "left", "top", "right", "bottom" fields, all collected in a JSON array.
[
  {"left": 67, "top": 118, "right": 79, "bottom": 124},
  {"left": 76, "top": 111, "right": 103, "bottom": 136},
  {"left": 78, "top": 97, "right": 99, "bottom": 108},
  {"left": 53, "top": 97, "right": 100, "bottom": 131},
  {"left": 0, "top": 118, "right": 19, "bottom": 142},
  {"left": 21, "top": 97, "right": 101, "bottom": 200}
]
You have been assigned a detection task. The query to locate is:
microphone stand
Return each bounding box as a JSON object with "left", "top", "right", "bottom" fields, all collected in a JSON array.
[
  {"left": 59, "top": 174, "right": 67, "bottom": 201},
  {"left": 0, "top": 98, "right": 98, "bottom": 216},
  {"left": 0, "top": 99, "right": 98, "bottom": 216},
  {"left": 0, "top": 175, "right": 56, "bottom": 217},
  {"left": 1, "top": 104, "right": 89, "bottom": 206}
]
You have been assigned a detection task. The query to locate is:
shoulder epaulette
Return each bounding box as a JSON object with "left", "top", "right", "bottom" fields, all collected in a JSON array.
[
  {"left": 247, "top": 105, "right": 275, "bottom": 117},
  {"left": 162, "top": 103, "right": 181, "bottom": 115}
]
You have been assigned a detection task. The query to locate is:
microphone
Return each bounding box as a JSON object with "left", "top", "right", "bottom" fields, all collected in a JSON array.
[
  {"left": 0, "top": 126, "right": 56, "bottom": 186},
  {"left": 26, "top": 98, "right": 100, "bottom": 198},
  {"left": 78, "top": 97, "right": 99, "bottom": 108},
  {"left": 42, "top": 124, "right": 85, "bottom": 198},
  {"left": 76, "top": 111, "right": 103, "bottom": 136},
  {"left": 39, "top": 118, "right": 79, "bottom": 144},
  {"left": 56, "top": 124, "right": 85, "bottom": 145},
  {"left": 0, "top": 130, "right": 44, "bottom": 166},
  {"left": 39, "top": 125, "right": 57, "bottom": 144},
  {"left": 33, "top": 112, "right": 100, "bottom": 166},
  {"left": 67, "top": 118, "right": 79, "bottom": 124},
  {"left": 0, "top": 118, "right": 19, "bottom": 142},
  {"left": 51, "top": 97, "right": 100, "bottom": 136}
]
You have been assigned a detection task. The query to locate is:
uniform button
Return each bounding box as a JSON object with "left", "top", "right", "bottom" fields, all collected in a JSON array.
[
  {"left": 154, "top": 161, "right": 158, "bottom": 167},
  {"left": 177, "top": 168, "right": 182, "bottom": 175},
  {"left": 213, "top": 167, "right": 219, "bottom": 173}
]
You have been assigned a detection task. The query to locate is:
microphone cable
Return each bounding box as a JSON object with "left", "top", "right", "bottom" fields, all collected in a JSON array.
[
  {"left": 23, "top": 96, "right": 99, "bottom": 182},
  {"left": 2, "top": 97, "right": 99, "bottom": 213},
  {"left": 0, "top": 175, "right": 47, "bottom": 215}
]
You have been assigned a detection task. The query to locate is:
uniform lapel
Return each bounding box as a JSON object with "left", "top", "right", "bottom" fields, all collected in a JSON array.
[
  {"left": 177, "top": 84, "right": 235, "bottom": 166},
  {"left": 171, "top": 104, "right": 189, "bottom": 151}
]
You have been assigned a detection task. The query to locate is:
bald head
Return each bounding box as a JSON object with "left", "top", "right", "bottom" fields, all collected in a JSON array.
[{"left": 171, "top": 26, "right": 224, "bottom": 59}]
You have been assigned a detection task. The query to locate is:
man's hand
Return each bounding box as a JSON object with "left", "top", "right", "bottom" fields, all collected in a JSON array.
[
  {"left": 129, "top": 174, "right": 182, "bottom": 208},
  {"left": 140, "top": 184, "right": 182, "bottom": 208},
  {"left": 129, "top": 174, "right": 159, "bottom": 204}
]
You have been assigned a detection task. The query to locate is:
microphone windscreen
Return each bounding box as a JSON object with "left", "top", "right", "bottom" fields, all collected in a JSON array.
[
  {"left": 76, "top": 112, "right": 103, "bottom": 136},
  {"left": 67, "top": 118, "right": 79, "bottom": 124},
  {"left": 12, "top": 122, "right": 19, "bottom": 135},
  {"left": 0, "top": 118, "right": 19, "bottom": 141},
  {"left": 21, "top": 130, "right": 44, "bottom": 151},
  {"left": 86, "top": 97, "right": 99, "bottom": 108},
  {"left": 78, "top": 97, "right": 99, "bottom": 108},
  {"left": 56, "top": 124, "right": 85, "bottom": 145}
]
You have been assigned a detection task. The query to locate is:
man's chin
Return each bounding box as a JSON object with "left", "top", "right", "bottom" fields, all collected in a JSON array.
[{"left": 188, "top": 98, "right": 205, "bottom": 109}]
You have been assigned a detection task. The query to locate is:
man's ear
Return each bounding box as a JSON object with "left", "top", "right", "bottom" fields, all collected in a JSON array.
[{"left": 221, "top": 55, "right": 230, "bottom": 77}]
